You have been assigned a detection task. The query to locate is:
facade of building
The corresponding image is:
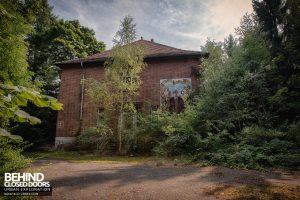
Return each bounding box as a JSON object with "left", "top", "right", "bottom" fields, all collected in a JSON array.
[{"left": 55, "top": 39, "right": 207, "bottom": 147}]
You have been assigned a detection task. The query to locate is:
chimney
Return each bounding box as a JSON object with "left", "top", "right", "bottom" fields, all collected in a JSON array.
[
  {"left": 150, "top": 38, "right": 154, "bottom": 42},
  {"left": 140, "top": 36, "right": 143, "bottom": 40}
]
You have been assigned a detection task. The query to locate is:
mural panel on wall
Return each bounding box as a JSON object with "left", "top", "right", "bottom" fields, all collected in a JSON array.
[{"left": 160, "top": 78, "right": 192, "bottom": 112}]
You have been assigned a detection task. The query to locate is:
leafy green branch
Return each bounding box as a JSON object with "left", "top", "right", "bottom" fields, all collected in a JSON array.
[{"left": 0, "top": 83, "right": 62, "bottom": 140}]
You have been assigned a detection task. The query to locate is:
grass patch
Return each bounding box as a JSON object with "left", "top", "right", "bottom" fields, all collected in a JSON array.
[{"left": 27, "top": 151, "right": 170, "bottom": 164}]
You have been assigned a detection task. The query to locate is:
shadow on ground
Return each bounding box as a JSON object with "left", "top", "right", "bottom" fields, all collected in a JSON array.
[
  {"left": 49, "top": 164, "right": 201, "bottom": 189},
  {"left": 33, "top": 159, "right": 300, "bottom": 200}
]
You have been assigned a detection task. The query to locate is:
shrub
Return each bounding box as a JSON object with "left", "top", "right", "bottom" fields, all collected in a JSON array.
[
  {"left": 270, "top": 154, "right": 300, "bottom": 167},
  {"left": 131, "top": 111, "right": 173, "bottom": 154},
  {"left": 197, "top": 130, "right": 236, "bottom": 152},
  {"left": 155, "top": 131, "right": 201, "bottom": 156},
  {"left": 263, "top": 139, "right": 294, "bottom": 154},
  {"left": 241, "top": 126, "right": 286, "bottom": 146},
  {"left": 0, "top": 137, "right": 31, "bottom": 186},
  {"left": 228, "top": 148, "right": 255, "bottom": 168},
  {"left": 122, "top": 127, "right": 138, "bottom": 154},
  {"left": 287, "top": 122, "right": 300, "bottom": 147},
  {"left": 76, "top": 125, "right": 113, "bottom": 152},
  {"left": 190, "top": 125, "right": 300, "bottom": 169},
  {"left": 150, "top": 110, "right": 201, "bottom": 156}
]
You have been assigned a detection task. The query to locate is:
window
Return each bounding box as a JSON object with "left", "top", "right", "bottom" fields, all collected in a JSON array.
[
  {"left": 168, "top": 97, "right": 185, "bottom": 113},
  {"left": 134, "top": 102, "right": 143, "bottom": 112},
  {"left": 96, "top": 108, "right": 105, "bottom": 126}
]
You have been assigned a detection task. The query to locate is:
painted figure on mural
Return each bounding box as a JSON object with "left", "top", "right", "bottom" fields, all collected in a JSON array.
[{"left": 160, "top": 78, "right": 192, "bottom": 112}]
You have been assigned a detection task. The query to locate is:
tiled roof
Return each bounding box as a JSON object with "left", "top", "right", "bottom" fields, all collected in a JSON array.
[{"left": 57, "top": 39, "right": 206, "bottom": 65}]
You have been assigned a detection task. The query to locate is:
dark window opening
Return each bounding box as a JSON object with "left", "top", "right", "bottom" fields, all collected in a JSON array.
[
  {"left": 96, "top": 107, "right": 105, "bottom": 126},
  {"left": 168, "top": 97, "right": 185, "bottom": 113},
  {"left": 134, "top": 102, "right": 143, "bottom": 112}
]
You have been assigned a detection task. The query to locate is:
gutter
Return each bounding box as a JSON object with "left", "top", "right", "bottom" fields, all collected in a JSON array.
[{"left": 79, "top": 61, "right": 85, "bottom": 131}]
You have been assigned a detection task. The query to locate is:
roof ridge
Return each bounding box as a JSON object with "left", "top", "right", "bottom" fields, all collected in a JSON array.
[
  {"left": 138, "top": 39, "right": 182, "bottom": 49},
  {"left": 137, "top": 39, "right": 195, "bottom": 52}
]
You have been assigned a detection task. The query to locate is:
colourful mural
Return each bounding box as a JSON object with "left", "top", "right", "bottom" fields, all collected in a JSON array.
[{"left": 160, "top": 78, "right": 192, "bottom": 111}]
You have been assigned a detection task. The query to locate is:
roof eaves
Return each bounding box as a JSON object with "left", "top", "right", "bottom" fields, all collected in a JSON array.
[{"left": 55, "top": 52, "right": 204, "bottom": 66}]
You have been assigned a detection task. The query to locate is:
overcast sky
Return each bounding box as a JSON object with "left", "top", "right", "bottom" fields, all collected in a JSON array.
[{"left": 48, "top": 0, "right": 253, "bottom": 51}]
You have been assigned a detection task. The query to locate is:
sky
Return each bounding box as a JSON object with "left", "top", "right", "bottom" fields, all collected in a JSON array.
[{"left": 48, "top": 0, "right": 253, "bottom": 51}]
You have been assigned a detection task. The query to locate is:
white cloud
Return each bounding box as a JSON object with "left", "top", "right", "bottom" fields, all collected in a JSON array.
[
  {"left": 205, "top": 0, "right": 253, "bottom": 41},
  {"left": 49, "top": 0, "right": 253, "bottom": 51}
]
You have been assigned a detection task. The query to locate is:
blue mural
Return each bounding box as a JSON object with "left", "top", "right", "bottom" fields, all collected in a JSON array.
[{"left": 160, "top": 78, "right": 192, "bottom": 108}]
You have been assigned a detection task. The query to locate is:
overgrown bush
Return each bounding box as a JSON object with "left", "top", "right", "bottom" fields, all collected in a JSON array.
[
  {"left": 122, "top": 111, "right": 170, "bottom": 154},
  {"left": 192, "top": 126, "right": 300, "bottom": 169},
  {"left": 76, "top": 125, "right": 113, "bottom": 152},
  {"left": 147, "top": 26, "right": 300, "bottom": 169},
  {"left": 136, "top": 109, "right": 201, "bottom": 156},
  {"left": 0, "top": 137, "right": 31, "bottom": 186}
]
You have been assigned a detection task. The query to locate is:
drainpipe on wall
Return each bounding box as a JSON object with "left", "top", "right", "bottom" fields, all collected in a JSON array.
[{"left": 79, "top": 61, "right": 85, "bottom": 132}]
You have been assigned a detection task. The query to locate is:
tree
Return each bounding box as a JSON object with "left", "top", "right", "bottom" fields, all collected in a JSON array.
[
  {"left": 0, "top": 0, "right": 63, "bottom": 137},
  {"left": 87, "top": 16, "right": 145, "bottom": 153},
  {"left": 223, "top": 34, "right": 237, "bottom": 57},
  {"left": 12, "top": 0, "right": 106, "bottom": 148},
  {"left": 0, "top": 0, "right": 36, "bottom": 128},
  {"left": 113, "top": 15, "right": 137, "bottom": 46},
  {"left": 0, "top": 0, "right": 62, "bottom": 177},
  {"left": 253, "top": 0, "right": 300, "bottom": 124},
  {"left": 235, "top": 13, "right": 258, "bottom": 39},
  {"left": 28, "top": 19, "right": 106, "bottom": 95},
  {"left": 0, "top": 0, "right": 33, "bottom": 87},
  {"left": 191, "top": 25, "right": 271, "bottom": 135}
]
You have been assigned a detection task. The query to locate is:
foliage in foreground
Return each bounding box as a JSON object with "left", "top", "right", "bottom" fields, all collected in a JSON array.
[
  {"left": 0, "top": 83, "right": 62, "bottom": 182},
  {"left": 0, "top": 0, "right": 63, "bottom": 179},
  {"left": 0, "top": 137, "right": 31, "bottom": 187},
  {"left": 0, "top": 141, "right": 31, "bottom": 173}
]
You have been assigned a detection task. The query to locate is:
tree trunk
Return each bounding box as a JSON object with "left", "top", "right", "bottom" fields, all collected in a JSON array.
[{"left": 118, "top": 112, "right": 123, "bottom": 153}]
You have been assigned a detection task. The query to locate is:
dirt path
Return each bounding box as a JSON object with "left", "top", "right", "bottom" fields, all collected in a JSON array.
[{"left": 30, "top": 159, "right": 300, "bottom": 200}]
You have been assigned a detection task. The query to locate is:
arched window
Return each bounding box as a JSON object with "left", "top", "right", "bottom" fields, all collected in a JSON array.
[{"left": 168, "top": 97, "right": 185, "bottom": 113}]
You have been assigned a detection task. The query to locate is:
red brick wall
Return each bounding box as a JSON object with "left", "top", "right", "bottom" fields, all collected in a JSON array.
[
  {"left": 82, "top": 64, "right": 105, "bottom": 129},
  {"left": 56, "top": 66, "right": 82, "bottom": 137},
  {"left": 56, "top": 57, "right": 200, "bottom": 137},
  {"left": 138, "top": 58, "right": 199, "bottom": 109}
]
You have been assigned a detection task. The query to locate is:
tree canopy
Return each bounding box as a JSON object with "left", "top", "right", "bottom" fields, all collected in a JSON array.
[
  {"left": 0, "top": 0, "right": 33, "bottom": 87},
  {"left": 1, "top": 0, "right": 106, "bottom": 148},
  {"left": 113, "top": 15, "right": 137, "bottom": 46}
]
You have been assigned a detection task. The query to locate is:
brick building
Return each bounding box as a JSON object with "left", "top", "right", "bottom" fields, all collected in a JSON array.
[{"left": 55, "top": 39, "right": 207, "bottom": 147}]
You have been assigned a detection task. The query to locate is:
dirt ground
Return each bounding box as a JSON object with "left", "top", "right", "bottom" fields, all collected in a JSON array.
[{"left": 29, "top": 159, "right": 300, "bottom": 200}]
